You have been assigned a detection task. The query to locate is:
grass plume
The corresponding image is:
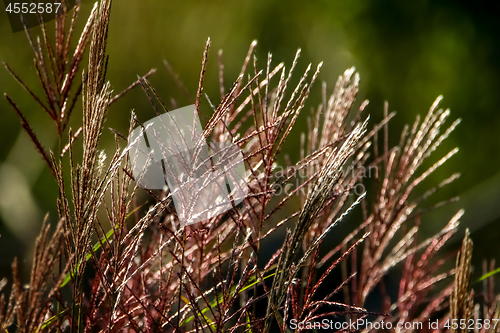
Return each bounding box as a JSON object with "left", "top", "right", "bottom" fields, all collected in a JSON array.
[{"left": 1, "top": 1, "right": 499, "bottom": 332}]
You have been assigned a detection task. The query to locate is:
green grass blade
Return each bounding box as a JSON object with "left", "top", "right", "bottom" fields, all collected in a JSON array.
[
  {"left": 37, "top": 308, "right": 71, "bottom": 331},
  {"left": 180, "top": 269, "right": 277, "bottom": 326},
  {"left": 60, "top": 204, "right": 144, "bottom": 287},
  {"left": 475, "top": 267, "right": 500, "bottom": 283}
]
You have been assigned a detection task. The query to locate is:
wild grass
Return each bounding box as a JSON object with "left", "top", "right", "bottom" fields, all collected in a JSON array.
[{"left": 1, "top": 0, "right": 499, "bottom": 332}]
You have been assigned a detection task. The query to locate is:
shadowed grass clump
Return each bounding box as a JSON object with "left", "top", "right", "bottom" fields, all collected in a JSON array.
[{"left": 1, "top": 1, "right": 499, "bottom": 332}]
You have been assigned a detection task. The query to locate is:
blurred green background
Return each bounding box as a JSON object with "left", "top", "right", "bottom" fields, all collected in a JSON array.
[{"left": 1, "top": 0, "right": 499, "bottom": 279}]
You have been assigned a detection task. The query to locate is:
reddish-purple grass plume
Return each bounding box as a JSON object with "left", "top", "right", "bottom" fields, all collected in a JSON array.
[{"left": 1, "top": 0, "right": 499, "bottom": 332}]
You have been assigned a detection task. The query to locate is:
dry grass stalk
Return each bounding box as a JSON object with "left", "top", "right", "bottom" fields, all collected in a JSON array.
[{"left": 450, "top": 229, "right": 474, "bottom": 333}]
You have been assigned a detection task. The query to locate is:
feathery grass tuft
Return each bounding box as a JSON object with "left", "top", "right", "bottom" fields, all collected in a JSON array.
[{"left": 1, "top": 1, "right": 499, "bottom": 332}]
